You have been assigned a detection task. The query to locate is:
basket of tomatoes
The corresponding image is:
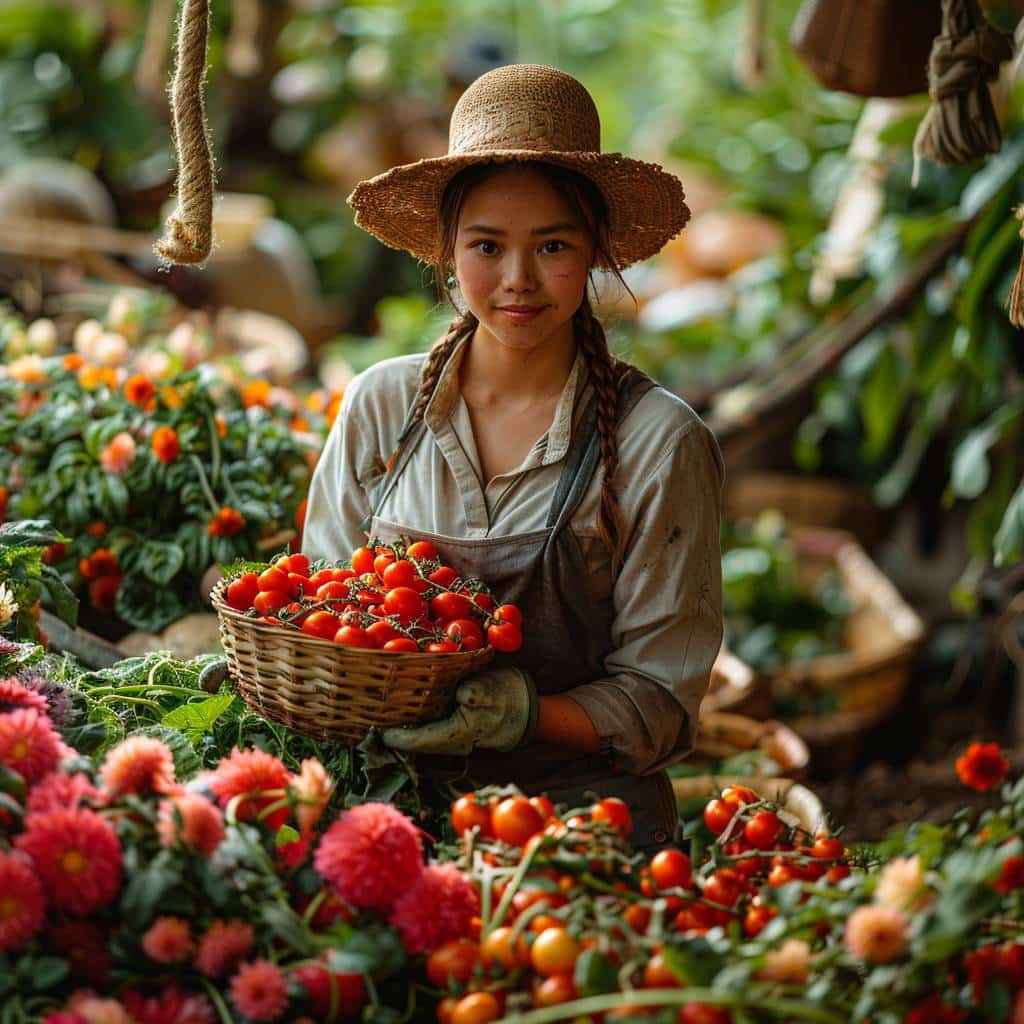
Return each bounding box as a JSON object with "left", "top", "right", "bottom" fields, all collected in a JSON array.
[{"left": 210, "top": 538, "right": 524, "bottom": 742}]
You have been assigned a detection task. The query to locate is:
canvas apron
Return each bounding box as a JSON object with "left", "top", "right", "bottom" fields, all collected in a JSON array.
[{"left": 365, "top": 369, "right": 680, "bottom": 849}]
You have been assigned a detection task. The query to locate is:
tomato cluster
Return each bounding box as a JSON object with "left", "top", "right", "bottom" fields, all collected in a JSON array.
[
  {"left": 420, "top": 784, "right": 852, "bottom": 1024},
  {"left": 222, "top": 540, "right": 524, "bottom": 654}
]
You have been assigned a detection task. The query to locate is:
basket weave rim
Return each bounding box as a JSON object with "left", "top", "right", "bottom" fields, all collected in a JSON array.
[{"left": 211, "top": 582, "right": 494, "bottom": 661}]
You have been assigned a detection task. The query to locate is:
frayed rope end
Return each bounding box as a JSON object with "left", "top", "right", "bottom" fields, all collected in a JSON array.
[{"left": 153, "top": 212, "right": 212, "bottom": 267}]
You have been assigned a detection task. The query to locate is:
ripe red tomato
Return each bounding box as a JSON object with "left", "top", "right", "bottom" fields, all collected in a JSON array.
[
  {"left": 486, "top": 622, "right": 522, "bottom": 653},
  {"left": 466, "top": 591, "right": 495, "bottom": 612},
  {"left": 383, "top": 637, "right": 419, "bottom": 653},
  {"left": 225, "top": 573, "right": 259, "bottom": 611},
  {"left": 366, "top": 620, "right": 400, "bottom": 646},
  {"left": 301, "top": 611, "right": 342, "bottom": 640},
  {"left": 373, "top": 551, "right": 396, "bottom": 577},
  {"left": 743, "top": 904, "right": 777, "bottom": 937},
  {"left": 350, "top": 546, "right": 375, "bottom": 575},
  {"left": 428, "top": 567, "right": 459, "bottom": 590},
  {"left": 253, "top": 589, "right": 289, "bottom": 615},
  {"left": 257, "top": 566, "right": 289, "bottom": 592},
  {"left": 451, "top": 795, "right": 491, "bottom": 837},
  {"left": 384, "top": 587, "right": 427, "bottom": 622},
  {"left": 624, "top": 903, "right": 651, "bottom": 934},
  {"left": 481, "top": 926, "right": 525, "bottom": 970},
  {"left": 278, "top": 552, "right": 310, "bottom": 576},
  {"left": 425, "top": 640, "right": 457, "bottom": 653},
  {"left": 446, "top": 619, "right": 484, "bottom": 650},
  {"left": 431, "top": 591, "right": 473, "bottom": 620},
  {"left": 767, "top": 863, "right": 799, "bottom": 887},
  {"left": 721, "top": 785, "right": 758, "bottom": 808},
  {"left": 810, "top": 835, "right": 845, "bottom": 860},
  {"left": 450, "top": 991, "right": 500, "bottom": 1024},
  {"left": 591, "top": 798, "right": 632, "bottom": 838},
  {"left": 334, "top": 625, "right": 374, "bottom": 648},
  {"left": 315, "top": 581, "right": 350, "bottom": 603},
  {"left": 743, "top": 810, "right": 783, "bottom": 850},
  {"left": 530, "top": 927, "right": 579, "bottom": 977},
  {"left": 702, "top": 869, "right": 743, "bottom": 907},
  {"left": 308, "top": 568, "right": 336, "bottom": 589},
  {"left": 406, "top": 540, "right": 438, "bottom": 561},
  {"left": 679, "top": 1003, "right": 731, "bottom": 1024},
  {"left": 426, "top": 938, "right": 479, "bottom": 986},
  {"left": 382, "top": 559, "right": 417, "bottom": 589},
  {"left": 491, "top": 796, "right": 545, "bottom": 847},
  {"left": 826, "top": 864, "right": 851, "bottom": 883},
  {"left": 649, "top": 848, "right": 693, "bottom": 890},
  {"left": 702, "top": 799, "right": 735, "bottom": 836},
  {"left": 493, "top": 603, "right": 523, "bottom": 627},
  {"left": 529, "top": 795, "right": 555, "bottom": 820},
  {"left": 533, "top": 973, "right": 577, "bottom": 1007}
]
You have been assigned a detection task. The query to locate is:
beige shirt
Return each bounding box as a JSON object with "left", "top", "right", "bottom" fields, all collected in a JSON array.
[{"left": 304, "top": 338, "right": 725, "bottom": 774}]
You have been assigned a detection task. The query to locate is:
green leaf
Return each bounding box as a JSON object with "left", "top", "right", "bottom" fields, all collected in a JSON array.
[
  {"left": 261, "top": 902, "right": 314, "bottom": 957},
  {"left": 0, "top": 520, "right": 66, "bottom": 549},
  {"left": 859, "top": 342, "right": 903, "bottom": 461},
  {"left": 275, "top": 824, "right": 300, "bottom": 848},
  {"left": 114, "top": 573, "right": 189, "bottom": 632},
  {"left": 161, "top": 694, "right": 237, "bottom": 742},
  {"left": 994, "top": 476, "right": 1024, "bottom": 567},
  {"left": 119, "top": 849, "right": 180, "bottom": 930},
  {"left": 138, "top": 540, "right": 185, "bottom": 586},
  {"left": 31, "top": 956, "right": 68, "bottom": 990},
  {"left": 661, "top": 939, "right": 722, "bottom": 986},
  {"left": 41, "top": 564, "right": 78, "bottom": 628},
  {"left": 327, "top": 922, "right": 406, "bottom": 979},
  {"left": 133, "top": 725, "right": 202, "bottom": 780},
  {"left": 573, "top": 948, "right": 619, "bottom": 997}
]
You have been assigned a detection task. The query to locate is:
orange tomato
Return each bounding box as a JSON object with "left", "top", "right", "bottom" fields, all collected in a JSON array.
[
  {"left": 450, "top": 992, "right": 501, "bottom": 1024},
  {"left": 490, "top": 796, "right": 544, "bottom": 847},
  {"left": 426, "top": 938, "right": 480, "bottom": 987},
  {"left": 530, "top": 927, "right": 579, "bottom": 977},
  {"left": 533, "top": 973, "right": 577, "bottom": 1007}
]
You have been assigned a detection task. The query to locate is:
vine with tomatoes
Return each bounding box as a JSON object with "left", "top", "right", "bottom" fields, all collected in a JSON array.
[{"left": 221, "top": 539, "right": 524, "bottom": 654}]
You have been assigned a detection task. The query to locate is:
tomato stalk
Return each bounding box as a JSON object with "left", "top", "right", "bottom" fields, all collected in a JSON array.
[{"left": 483, "top": 836, "right": 544, "bottom": 938}]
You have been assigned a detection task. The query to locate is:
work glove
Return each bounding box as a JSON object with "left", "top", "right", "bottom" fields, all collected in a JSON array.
[{"left": 381, "top": 666, "right": 539, "bottom": 756}]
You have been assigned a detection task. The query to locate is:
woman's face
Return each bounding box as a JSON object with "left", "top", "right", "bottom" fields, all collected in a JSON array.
[{"left": 452, "top": 165, "right": 595, "bottom": 354}]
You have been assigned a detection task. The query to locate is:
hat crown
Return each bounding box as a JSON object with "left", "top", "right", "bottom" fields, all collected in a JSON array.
[{"left": 448, "top": 64, "right": 601, "bottom": 156}]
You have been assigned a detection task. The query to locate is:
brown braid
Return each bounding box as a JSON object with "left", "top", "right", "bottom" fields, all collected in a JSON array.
[
  {"left": 395, "top": 308, "right": 478, "bottom": 450},
  {"left": 574, "top": 294, "right": 628, "bottom": 560}
]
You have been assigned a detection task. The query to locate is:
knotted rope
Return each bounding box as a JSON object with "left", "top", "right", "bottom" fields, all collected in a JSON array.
[
  {"left": 912, "top": 0, "right": 1013, "bottom": 186},
  {"left": 154, "top": 0, "right": 215, "bottom": 266},
  {"left": 1006, "top": 205, "right": 1024, "bottom": 328}
]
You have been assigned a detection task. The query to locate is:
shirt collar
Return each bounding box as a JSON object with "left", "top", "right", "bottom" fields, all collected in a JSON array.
[{"left": 423, "top": 335, "right": 587, "bottom": 467}]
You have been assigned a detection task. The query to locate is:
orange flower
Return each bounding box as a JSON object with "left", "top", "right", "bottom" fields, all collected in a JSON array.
[
  {"left": 291, "top": 758, "right": 333, "bottom": 836},
  {"left": 214, "top": 414, "right": 228, "bottom": 439},
  {"left": 7, "top": 355, "right": 47, "bottom": 384},
  {"left": 123, "top": 374, "right": 155, "bottom": 407},
  {"left": 151, "top": 425, "right": 180, "bottom": 464},
  {"left": 85, "top": 520, "right": 108, "bottom": 539},
  {"left": 326, "top": 391, "right": 343, "bottom": 427},
  {"left": 141, "top": 916, "right": 192, "bottom": 964},
  {"left": 241, "top": 379, "right": 271, "bottom": 409},
  {"left": 290, "top": 415, "right": 310, "bottom": 433},
  {"left": 100, "top": 736, "right": 176, "bottom": 798},
  {"left": 956, "top": 742, "right": 1009, "bottom": 792},
  {"left": 79, "top": 548, "right": 118, "bottom": 579},
  {"left": 62, "top": 353, "right": 84, "bottom": 372},
  {"left": 78, "top": 366, "right": 118, "bottom": 390},
  {"left": 208, "top": 507, "right": 245, "bottom": 537},
  {"left": 99, "top": 433, "right": 136, "bottom": 475},
  {"left": 160, "top": 386, "right": 183, "bottom": 409}
]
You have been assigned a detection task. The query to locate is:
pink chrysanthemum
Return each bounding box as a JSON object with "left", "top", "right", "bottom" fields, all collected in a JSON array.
[
  {"left": 388, "top": 862, "right": 479, "bottom": 955},
  {"left": 141, "top": 916, "right": 192, "bottom": 964},
  {"left": 15, "top": 807, "right": 122, "bottom": 915},
  {"left": 844, "top": 904, "right": 909, "bottom": 963},
  {"left": 122, "top": 987, "right": 216, "bottom": 1024},
  {"left": 206, "top": 747, "right": 291, "bottom": 831},
  {"left": 291, "top": 757, "right": 333, "bottom": 836},
  {"left": 0, "top": 851, "right": 45, "bottom": 952},
  {"left": 27, "top": 771, "right": 101, "bottom": 814},
  {"left": 99, "top": 432, "right": 136, "bottom": 476},
  {"left": 314, "top": 802, "right": 423, "bottom": 911},
  {"left": 0, "top": 676, "right": 50, "bottom": 714},
  {"left": 156, "top": 792, "right": 225, "bottom": 857},
  {"left": 0, "top": 706, "right": 65, "bottom": 785},
  {"left": 100, "top": 736, "right": 176, "bottom": 799},
  {"left": 229, "top": 960, "right": 289, "bottom": 1022},
  {"left": 48, "top": 919, "right": 111, "bottom": 983},
  {"left": 194, "top": 919, "right": 255, "bottom": 978}
]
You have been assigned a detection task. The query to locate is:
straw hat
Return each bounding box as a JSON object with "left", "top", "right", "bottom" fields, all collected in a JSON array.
[{"left": 347, "top": 64, "right": 689, "bottom": 268}]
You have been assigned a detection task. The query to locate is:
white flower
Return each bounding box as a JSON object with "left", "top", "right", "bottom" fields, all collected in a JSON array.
[
  {"left": 26, "top": 318, "right": 58, "bottom": 355},
  {"left": 73, "top": 318, "right": 104, "bottom": 358},
  {"left": 0, "top": 582, "right": 19, "bottom": 628},
  {"left": 93, "top": 332, "right": 130, "bottom": 368}
]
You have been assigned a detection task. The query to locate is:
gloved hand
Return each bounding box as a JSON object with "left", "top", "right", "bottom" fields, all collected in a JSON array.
[{"left": 381, "top": 666, "right": 539, "bottom": 756}]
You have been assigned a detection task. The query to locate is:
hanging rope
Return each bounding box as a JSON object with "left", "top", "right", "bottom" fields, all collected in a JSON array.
[
  {"left": 911, "top": 0, "right": 1013, "bottom": 186},
  {"left": 1006, "top": 205, "right": 1024, "bottom": 328},
  {"left": 225, "top": 0, "right": 262, "bottom": 78},
  {"left": 736, "top": 0, "right": 770, "bottom": 90},
  {"left": 134, "top": 0, "right": 176, "bottom": 105},
  {"left": 154, "top": 0, "right": 215, "bottom": 266}
]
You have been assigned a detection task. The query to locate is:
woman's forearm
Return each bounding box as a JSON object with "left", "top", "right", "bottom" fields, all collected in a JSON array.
[{"left": 534, "top": 695, "right": 600, "bottom": 752}]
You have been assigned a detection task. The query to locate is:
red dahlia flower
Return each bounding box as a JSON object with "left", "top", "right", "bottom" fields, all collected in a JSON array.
[
  {"left": 194, "top": 919, "right": 255, "bottom": 978},
  {"left": 100, "top": 736, "right": 176, "bottom": 798},
  {"left": 229, "top": 960, "right": 289, "bottom": 1023},
  {"left": 313, "top": 802, "right": 423, "bottom": 911},
  {"left": 388, "top": 862, "right": 480, "bottom": 955},
  {"left": 206, "top": 747, "right": 291, "bottom": 831},
  {"left": 15, "top": 807, "right": 122, "bottom": 914},
  {"left": 156, "top": 792, "right": 225, "bottom": 857},
  {"left": 955, "top": 742, "right": 1009, "bottom": 792},
  {"left": 0, "top": 677, "right": 50, "bottom": 714},
  {"left": 122, "top": 987, "right": 216, "bottom": 1024},
  {"left": 28, "top": 772, "right": 101, "bottom": 814},
  {"left": 0, "top": 851, "right": 45, "bottom": 952},
  {"left": 48, "top": 919, "right": 111, "bottom": 983},
  {"left": 0, "top": 706, "right": 65, "bottom": 785}
]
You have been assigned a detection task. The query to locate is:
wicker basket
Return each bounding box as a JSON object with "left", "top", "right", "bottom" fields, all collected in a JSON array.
[
  {"left": 211, "top": 581, "right": 494, "bottom": 742},
  {"left": 689, "top": 711, "right": 810, "bottom": 781},
  {"left": 672, "top": 775, "right": 826, "bottom": 834},
  {"left": 758, "top": 527, "right": 924, "bottom": 768},
  {"left": 700, "top": 648, "right": 773, "bottom": 719}
]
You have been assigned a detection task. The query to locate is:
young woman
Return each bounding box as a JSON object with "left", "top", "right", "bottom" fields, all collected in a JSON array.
[{"left": 304, "top": 64, "right": 724, "bottom": 848}]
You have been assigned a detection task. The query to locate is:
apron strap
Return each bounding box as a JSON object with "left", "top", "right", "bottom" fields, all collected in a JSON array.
[
  {"left": 545, "top": 368, "right": 660, "bottom": 534},
  {"left": 359, "top": 392, "right": 425, "bottom": 534}
]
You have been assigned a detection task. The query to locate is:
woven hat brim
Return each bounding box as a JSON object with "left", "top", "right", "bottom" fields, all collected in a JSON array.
[{"left": 347, "top": 149, "right": 690, "bottom": 268}]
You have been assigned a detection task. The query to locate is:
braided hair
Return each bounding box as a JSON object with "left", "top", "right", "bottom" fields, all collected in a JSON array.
[{"left": 422, "top": 160, "right": 635, "bottom": 556}]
